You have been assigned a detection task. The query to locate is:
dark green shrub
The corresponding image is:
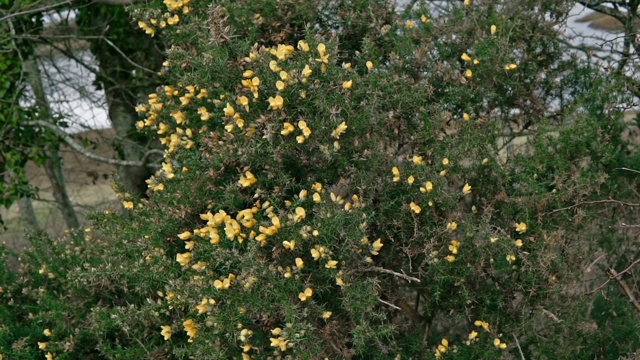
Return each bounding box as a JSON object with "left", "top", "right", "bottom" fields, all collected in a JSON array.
[{"left": 3, "top": 0, "right": 640, "bottom": 359}]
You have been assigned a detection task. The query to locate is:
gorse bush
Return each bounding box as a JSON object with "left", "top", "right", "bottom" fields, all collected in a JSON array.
[{"left": 2, "top": 0, "right": 640, "bottom": 359}]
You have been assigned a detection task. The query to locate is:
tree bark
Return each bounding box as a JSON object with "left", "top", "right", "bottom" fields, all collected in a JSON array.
[
  {"left": 81, "top": 4, "right": 163, "bottom": 197},
  {"left": 18, "top": 196, "right": 40, "bottom": 231},
  {"left": 24, "top": 58, "right": 80, "bottom": 229}
]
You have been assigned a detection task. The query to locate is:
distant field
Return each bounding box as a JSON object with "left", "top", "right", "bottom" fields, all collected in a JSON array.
[{"left": 0, "top": 128, "right": 119, "bottom": 253}]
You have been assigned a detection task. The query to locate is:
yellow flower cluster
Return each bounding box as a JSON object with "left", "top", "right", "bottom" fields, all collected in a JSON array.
[
  {"left": 137, "top": 0, "right": 190, "bottom": 36},
  {"left": 182, "top": 319, "right": 197, "bottom": 342},
  {"left": 434, "top": 338, "right": 449, "bottom": 358},
  {"left": 445, "top": 239, "right": 460, "bottom": 262},
  {"left": 269, "top": 327, "right": 289, "bottom": 351},
  {"left": 146, "top": 39, "right": 400, "bottom": 352}
]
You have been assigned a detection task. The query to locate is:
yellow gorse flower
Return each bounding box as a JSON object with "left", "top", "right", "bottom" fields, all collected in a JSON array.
[
  {"left": 176, "top": 252, "right": 191, "bottom": 266},
  {"left": 493, "top": 338, "right": 508, "bottom": 349},
  {"left": 514, "top": 222, "right": 527, "bottom": 234},
  {"left": 183, "top": 319, "right": 197, "bottom": 342},
  {"left": 370, "top": 238, "right": 384, "bottom": 255},
  {"left": 238, "top": 171, "right": 257, "bottom": 188},
  {"left": 267, "top": 95, "right": 284, "bottom": 110},
  {"left": 331, "top": 121, "right": 348, "bottom": 139},
  {"left": 292, "top": 206, "right": 306, "bottom": 222},
  {"left": 236, "top": 96, "right": 249, "bottom": 111},
  {"left": 297, "top": 40, "right": 310, "bottom": 52},
  {"left": 302, "top": 64, "right": 312, "bottom": 78},
  {"left": 298, "top": 287, "right": 313, "bottom": 301},
  {"left": 392, "top": 166, "right": 400, "bottom": 182},
  {"left": 315, "top": 43, "right": 329, "bottom": 63},
  {"left": 325, "top": 260, "right": 338, "bottom": 269},
  {"left": 420, "top": 181, "right": 433, "bottom": 193},
  {"left": 160, "top": 325, "right": 172, "bottom": 340},
  {"left": 213, "top": 277, "right": 231, "bottom": 290},
  {"left": 224, "top": 103, "right": 235, "bottom": 117},
  {"left": 281, "top": 122, "right": 295, "bottom": 136}
]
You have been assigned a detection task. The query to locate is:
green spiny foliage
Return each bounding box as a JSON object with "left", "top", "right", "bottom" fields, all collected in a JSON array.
[{"left": 2, "top": 0, "right": 640, "bottom": 359}]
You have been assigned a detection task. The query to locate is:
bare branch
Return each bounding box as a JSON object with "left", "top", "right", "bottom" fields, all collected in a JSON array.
[
  {"left": 615, "top": 167, "right": 640, "bottom": 175},
  {"left": 0, "top": 1, "right": 72, "bottom": 24},
  {"left": 542, "top": 198, "right": 640, "bottom": 217},
  {"left": 23, "top": 120, "right": 163, "bottom": 167},
  {"left": 578, "top": 1, "right": 627, "bottom": 24},
  {"left": 102, "top": 37, "right": 157, "bottom": 75},
  {"left": 378, "top": 298, "right": 401, "bottom": 310},
  {"left": 585, "top": 258, "right": 640, "bottom": 295},
  {"left": 513, "top": 334, "right": 525, "bottom": 360},
  {"left": 611, "top": 268, "right": 640, "bottom": 312},
  {"left": 0, "top": 0, "right": 146, "bottom": 25},
  {"left": 539, "top": 307, "right": 563, "bottom": 323},
  {"left": 90, "top": 0, "right": 145, "bottom": 5},
  {"left": 363, "top": 266, "right": 421, "bottom": 283}
]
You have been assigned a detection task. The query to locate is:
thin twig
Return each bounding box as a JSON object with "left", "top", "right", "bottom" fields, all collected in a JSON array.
[
  {"left": 378, "top": 298, "right": 401, "bottom": 310},
  {"left": 364, "top": 266, "right": 421, "bottom": 283},
  {"left": 618, "top": 223, "right": 640, "bottom": 228},
  {"left": 539, "top": 307, "right": 563, "bottom": 323},
  {"left": 513, "top": 334, "right": 525, "bottom": 360},
  {"left": 0, "top": 1, "right": 72, "bottom": 23},
  {"left": 102, "top": 38, "right": 156, "bottom": 75},
  {"left": 542, "top": 198, "right": 640, "bottom": 217},
  {"left": 585, "top": 259, "right": 640, "bottom": 295},
  {"left": 585, "top": 254, "right": 605, "bottom": 273},
  {"left": 615, "top": 167, "right": 640, "bottom": 175},
  {"left": 611, "top": 268, "right": 640, "bottom": 312},
  {"left": 23, "top": 120, "right": 163, "bottom": 167}
]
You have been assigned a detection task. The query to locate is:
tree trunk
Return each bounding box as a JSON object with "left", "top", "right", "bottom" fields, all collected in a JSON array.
[
  {"left": 18, "top": 196, "right": 40, "bottom": 231},
  {"left": 24, "top": 58, "right": 80, "bottom": 229},
  {"left": 105, "top": 82, "right": 154, "bottom": 197},
  {"left": 80, "top": 4, "right": 163, "bottom": 197}
]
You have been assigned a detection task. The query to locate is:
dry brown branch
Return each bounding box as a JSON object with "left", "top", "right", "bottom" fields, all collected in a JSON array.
[
  {"left": 542, "top": 198, "right": 640, "bottom": 217},
  {"left": 513, "top": 334, "right": 525, "bottom": 360},
  {"left": 585, "top": 258, "right": 640, "bottom": 295},
  {"left": 363, "top": 266, "right": 421, "bottom": 283},
  {"left": 539, "top": 307, "right": 563, "bottom": 323},
  {"left": 615, "top": 167, "right": 640, "bottom": 175},
  {"left": 23, "top": 120, "right": 163, "bottom": 167},
  {"left": 611, "top": 268, "right": 640, "bottom": 312},
  {"left": 378, "top": 298, "right": 401, "bottom": 310},
  {"left": 0, "top": 1, "right": 72, "bottom": 23}
]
